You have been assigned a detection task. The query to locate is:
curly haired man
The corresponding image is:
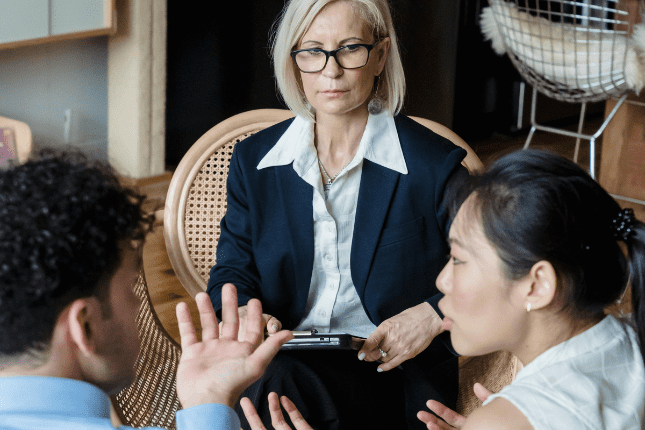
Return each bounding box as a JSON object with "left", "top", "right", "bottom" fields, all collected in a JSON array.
[{"left": 0, "top": 151, "right": 293, "bottom": 430}]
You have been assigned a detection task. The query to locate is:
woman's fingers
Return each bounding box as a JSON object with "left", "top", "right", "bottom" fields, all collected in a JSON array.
[
  {"left": 358, "top": 333, "right": 384, "bottom": 361},
  {"left": 417, "top": 410, "right": 455, "bottom": 430},
  {"left": 268, "top": 392, "right": 291, "bottom": 429},
  {"left": 426, "top": 399, "right": 466, "bottom": 428},
  {"left": 240, "top": 397, "right": 267, "bottom": 430},
  {"left": 473, "top": 382, "right": 493, "bottom": 403},
  {"left": 266, "top": 315, "right": 282, "bottom": 334},
  {"left": 281, "top": 396, "right": 314, "bottom": 430}
]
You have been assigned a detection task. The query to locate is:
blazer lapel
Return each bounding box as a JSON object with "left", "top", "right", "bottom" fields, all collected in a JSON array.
[
  {"left": 351, "top": 159, "right": 399, "bottom": 301},
  {"left": 275, "top": 165, "right": 315, "bottom": 299}
]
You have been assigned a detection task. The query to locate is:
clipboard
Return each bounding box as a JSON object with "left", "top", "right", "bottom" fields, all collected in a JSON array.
[{"left": 280, "top": 329, "right": 365, "bottom": 351}]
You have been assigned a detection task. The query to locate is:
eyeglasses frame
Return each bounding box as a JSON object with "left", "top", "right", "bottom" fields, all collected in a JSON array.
[{"left": 290, "top": 41, "right": 381, "bottom": 73}]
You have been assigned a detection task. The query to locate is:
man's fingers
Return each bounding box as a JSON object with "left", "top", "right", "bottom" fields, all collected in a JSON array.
[
  {"left": 473, "top": 382, "right": 493, "bottom": 403},
  {"left": 244, "top": 298, "right": 264, "bottom": 346},
  {"left": 176, "top": 302, "right": 198, "bottom": 349},
  {"left": 247, "top": 330, "right": 294, "bottom": 377},
  {"left": 281, "top": 396, "right": 314, "bottom": 430},
  {"left": 426, "top": 400, "right": 466, "bottom": 428},
  {"left": 240, "top": 397, "right": 267, "bottom": 430},
  {"left": 195, "top": 292, "right": 219, "bottom": 341},
  {"left": 220, "top": 283, "right": 240, "bottom": 340}
]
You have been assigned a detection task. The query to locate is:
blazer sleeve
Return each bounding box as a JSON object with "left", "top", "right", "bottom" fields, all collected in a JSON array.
[
  {"left": 207, "top": 144, "right": 261, "bottom": 315},
  {"left": 426, "top": 150, "right": 470, "bottom": 318}
]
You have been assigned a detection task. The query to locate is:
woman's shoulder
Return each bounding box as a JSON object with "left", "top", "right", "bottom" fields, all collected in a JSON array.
[
  {"left": 233, "top": 116, "right": 296, "bottom": 161},
  {"left": 393, "top": 115, "right": 466, "bottom": 162},
  {"left": 462, "top": 397, "right": 532, "bottom": 430}
]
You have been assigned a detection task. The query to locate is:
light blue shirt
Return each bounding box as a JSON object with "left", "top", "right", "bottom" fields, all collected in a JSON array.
[{"left": 0, "top": 376, "right": 240, "bottom": 430}]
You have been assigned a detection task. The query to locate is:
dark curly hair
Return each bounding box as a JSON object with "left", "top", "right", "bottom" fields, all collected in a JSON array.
[{"left": 0, "top": 150, "right": 154, "bottom": 357}]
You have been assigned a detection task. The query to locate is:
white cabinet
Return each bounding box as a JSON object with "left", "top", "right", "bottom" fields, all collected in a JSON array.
[{"left": 0, "top": 0, "right": 115, "bottom": 49}]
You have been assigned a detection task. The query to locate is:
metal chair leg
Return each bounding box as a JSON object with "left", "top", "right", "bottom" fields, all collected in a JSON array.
[
  {"left": 523, "top": 87, "right": 539, "bottom": 150},
  {"left": 573, "top": 102, "right": 587, "bottom": 164}
]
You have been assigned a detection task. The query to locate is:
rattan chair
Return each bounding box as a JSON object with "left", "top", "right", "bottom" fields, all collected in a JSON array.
[
  {"left": 111, "top": 271, "right": 182, "bottom": 430},
  {"left": 163, "top": 108, "right": 514, "bottom": 415},
  {"left": 0, "top": 116, "right": 32, "bottom": 167},
  {"left": 481, "top": 0, "right": 645, "bottom": 180}
]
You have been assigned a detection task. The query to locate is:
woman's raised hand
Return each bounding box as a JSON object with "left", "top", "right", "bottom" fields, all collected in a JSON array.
[
  {"left": 241, "top": 393, "right": 314, "bottom": 430},
  {"left": 225, "top": 283, "right": 283, "bottom": 341},
  {"left": 357, "top": 302, "right": 443, "bottom": 371}
]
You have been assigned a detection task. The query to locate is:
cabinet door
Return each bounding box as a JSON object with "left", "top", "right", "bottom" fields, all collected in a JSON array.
[
  {"left": 0, "top": 0, "right": 49, "bottom": 44},
  {"left": 51, "top": 0, "right": 111, "bottom": 35}
]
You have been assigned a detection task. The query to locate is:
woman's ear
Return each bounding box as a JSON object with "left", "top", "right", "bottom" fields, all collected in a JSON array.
[
  {"left": 525, "top": 261, "right": 557, "bottom": 311},
  {"left": 67, "top": 298, "right": 102, "bottom": 355},
  {"left": 376, "top": 37, "right": 390, "bottom": 75}
]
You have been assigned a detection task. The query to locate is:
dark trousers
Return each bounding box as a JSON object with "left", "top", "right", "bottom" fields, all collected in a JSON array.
[{"left": 236, "top": 346, "right": 458, "bottom": 430}]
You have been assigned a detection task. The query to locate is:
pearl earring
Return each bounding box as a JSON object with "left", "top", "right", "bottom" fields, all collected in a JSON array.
[{"left": 526, "top": 303, "right": 531, "bottom": 312}]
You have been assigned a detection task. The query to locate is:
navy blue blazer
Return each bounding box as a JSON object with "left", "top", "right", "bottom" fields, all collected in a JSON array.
[{"left": 207, "top": 115, "right": 467, "bottom": 334}]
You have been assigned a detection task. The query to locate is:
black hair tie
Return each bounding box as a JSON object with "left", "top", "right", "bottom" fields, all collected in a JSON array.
[{"left": 611, "top": 208, "right": 636, "bottom": 242}]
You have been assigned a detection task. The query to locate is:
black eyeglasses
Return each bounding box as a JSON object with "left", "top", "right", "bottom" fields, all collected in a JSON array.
[{"left": 290, "top": 41, "right": 380, "bottom": 73}]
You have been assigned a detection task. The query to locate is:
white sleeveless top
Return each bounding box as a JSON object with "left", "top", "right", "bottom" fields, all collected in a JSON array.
[{"left": 484, "top": 315, "right": 645, "bottom": 429}]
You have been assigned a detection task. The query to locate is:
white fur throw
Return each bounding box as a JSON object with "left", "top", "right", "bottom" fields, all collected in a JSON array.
[{"left": 480, "top": 2, "right": 645, "bottom": 96}]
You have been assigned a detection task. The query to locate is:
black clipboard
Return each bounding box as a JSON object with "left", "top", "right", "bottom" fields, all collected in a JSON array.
[{"left": 280, "top": 329, "right": 365, "bottom": 351}]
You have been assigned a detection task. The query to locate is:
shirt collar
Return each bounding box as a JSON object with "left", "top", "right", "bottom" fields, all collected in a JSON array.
[
  {"left": 257, "top": 111, "right": 408, "bottom": 175},
  {"left": 0, "top": 376, "right": 111, "bottom": 418}
]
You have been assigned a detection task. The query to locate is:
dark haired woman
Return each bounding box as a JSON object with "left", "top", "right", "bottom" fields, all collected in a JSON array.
[
  {"left": 418, "top": 149, "right": 645, "bottom": 429},
  {"left": 243, "top": 149, "right": 645, "bottom": 429}
]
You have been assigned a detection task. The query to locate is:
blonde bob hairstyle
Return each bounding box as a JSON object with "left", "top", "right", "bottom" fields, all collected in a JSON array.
[{"left": 271, "top": 0, "right": 406, "bottom": 121}]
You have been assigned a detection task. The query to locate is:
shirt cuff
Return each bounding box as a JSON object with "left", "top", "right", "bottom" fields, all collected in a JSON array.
[{"left": 176, "top": 403, "right": 240, "bottom": 430}]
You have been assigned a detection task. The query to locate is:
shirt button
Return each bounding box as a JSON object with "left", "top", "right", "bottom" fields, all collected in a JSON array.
[
  {"left": 320, "top": 311, "right": 327, "bottom": 317},
  {"left": 326, "top": 254, "right": 333, "bottom": 261},
  {"left": 328, "top": 225, "right": 334, "bottom": 233}
]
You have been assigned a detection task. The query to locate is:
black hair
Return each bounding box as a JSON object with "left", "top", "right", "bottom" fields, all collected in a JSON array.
[
  {"left": 451, "top": 149, "right": 645, "bottom": 360},
  {"left": 0, "top": 150, "right": 154, "bottom": 357}
]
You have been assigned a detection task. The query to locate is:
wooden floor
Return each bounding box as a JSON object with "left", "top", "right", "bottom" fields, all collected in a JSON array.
[{"left": 139, "top": 112, "right": 641, "bottom": 342}]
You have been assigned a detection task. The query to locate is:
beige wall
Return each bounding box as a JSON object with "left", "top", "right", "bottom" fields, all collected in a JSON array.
[{"left": 108, "top": 0, "right": 166, "bottom": 179}]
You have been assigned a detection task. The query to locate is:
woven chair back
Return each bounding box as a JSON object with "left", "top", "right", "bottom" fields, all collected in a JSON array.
[{"left": 112, "top": 271, "right": 182, "bottom": 429}]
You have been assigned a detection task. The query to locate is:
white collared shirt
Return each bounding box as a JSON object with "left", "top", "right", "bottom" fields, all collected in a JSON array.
[{"left": 257, "top": 111, "right": 407, "bottom": 337}]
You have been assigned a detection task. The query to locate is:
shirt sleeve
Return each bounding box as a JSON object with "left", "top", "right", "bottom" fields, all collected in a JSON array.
[{"left": 175, "top": 404, "right": 241, "bottom": 430}]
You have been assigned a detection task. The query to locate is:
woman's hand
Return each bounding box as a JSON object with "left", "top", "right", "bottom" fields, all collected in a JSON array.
[
  {"left": 224, "top": 283, "right": 283, "bottom": 341},
  {"left": 417, "top": 383, "right": 493, "bottom": 429},
  {"left": 241, "top": 393, "right": 313, "bottom": 430},
  {"left": 357, "top": 302, "right": 443, "bottom": 371}
]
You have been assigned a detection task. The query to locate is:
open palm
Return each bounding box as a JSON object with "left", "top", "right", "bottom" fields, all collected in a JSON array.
[{"left": 175, "top": 287, "right": 293, "bottom": 409}]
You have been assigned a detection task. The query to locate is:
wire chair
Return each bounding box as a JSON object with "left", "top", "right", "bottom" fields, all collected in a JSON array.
[{"left": 481, "top": 0, "right": 645, "bottom": 184}]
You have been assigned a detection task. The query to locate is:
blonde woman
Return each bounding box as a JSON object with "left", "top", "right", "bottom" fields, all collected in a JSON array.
[{"left": 207, "top": 1, "right": 468, "bottom": 428}]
